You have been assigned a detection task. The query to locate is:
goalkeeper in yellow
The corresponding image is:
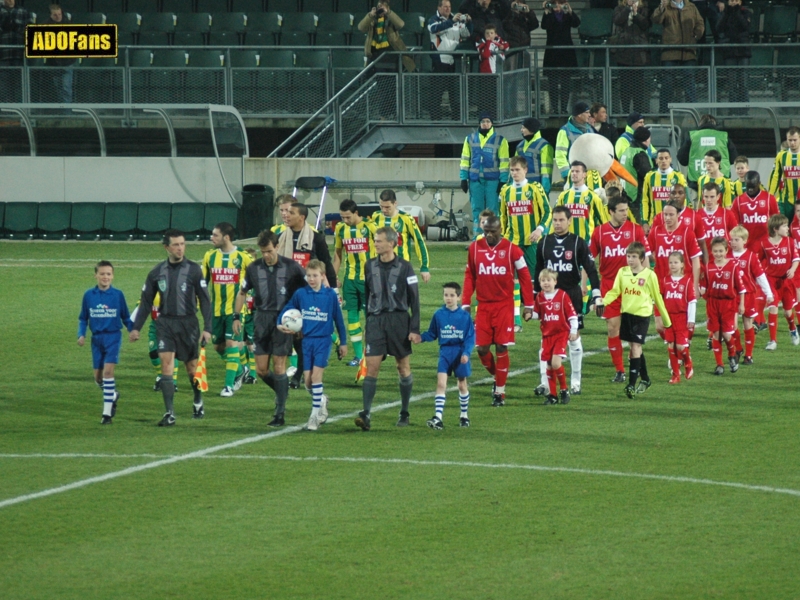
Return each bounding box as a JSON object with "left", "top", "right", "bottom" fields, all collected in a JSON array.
[{"left": 202, "top": 222, "right": 252, "bottom": 397}]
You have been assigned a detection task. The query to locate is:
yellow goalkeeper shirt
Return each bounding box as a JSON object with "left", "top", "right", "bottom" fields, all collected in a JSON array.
[{"left": 603, "top": 266, "right": 671, "bottom": 326}]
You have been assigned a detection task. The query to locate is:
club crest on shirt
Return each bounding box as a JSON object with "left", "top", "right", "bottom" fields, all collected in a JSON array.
[
  {"left": 723, "top": 271, "right": 730, "bottom": 279},
  {"left": 679, "top": 284, "right": 685, "bottom": 292},
  {"left": 781, "top": 247, "right": 788, "bottom": 255},
  {"left": 759, "top": 200, "right": 765, "bottom": 207},
  {"left": 565, "top": 251, "right": 573, "bottom": 260},
  {"left": 638, "top": 278, "right": 646, "bottom": 286},
  {"left": 715, "top": 217, "right": 722, "bottom": 224},
  {"left": 554, "top": 302, "right": 561, "bottom": 310},
  {"left": 623, "top": 230, "right": 631, "bottom": 239},
  {"left": 675, "top": 235, "right": 683, "bottom": 243}
]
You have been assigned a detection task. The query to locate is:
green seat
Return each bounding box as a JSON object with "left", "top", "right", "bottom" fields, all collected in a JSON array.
[
  {"left": 304, "top": 0, "right": 334, "bottom": 12},
  {"left": 79, "top": 57, "right": 119, "bottom": 66},
  {"left": 295, "top": 50, "right": 329, "bottom": 68},
  {"left": 279, "top": 30, "right": 312, "bottom": 45},
  {"left": 281, "top": 12, "right": 318, "bottom": 32},
  {"left": 138, "top": 31, "right": 172, "bottom": 45},
  {"left": 198, "top": 0, "right": 224, "bottom": 12},
  {"left": 230, "top": 49, "right": 261, "bottom": 67},
  {"left": 248, "top": 12, "right": 283, "bottom": 34},
  {"left": 210, "top": 12, "right": 247, "bottom": 33},
  {"left": 171, "top": 203, "right": 206, "bottom": 234},
  {"left": 104, "top": 203, "right": 139, "bottom": 238},
  {"left": 152, "top": 50, "right": 189, "bottom": 67},
  {"left": 406, "top": 0, "right": 430, "bottom": 13},
  {"left": 68, "top": 12, "right": 107, "bottom": 25},
  {"left": 173, "top": 31, "right": 206, "bottom": 46},
  {"left": 578, "top": 8, "right": 614, "bottom": 43},
  {"left": 4, "top": 202, "right": 39, "bottom": 237},
  {"left": 137, "top": 202, "right": 172, "bottom": 239},
  {"left": 37, "top": 202, "right": 72, "bottom": 238},
  {"left": 315, "top": 31, "right": 348, "bottom": 46},
  {"left": 93, "top": 0, "right": 126, "bottom": 13},
  {"left": 128, "top": 49, "right": 154, "bottom": 67},
  {"left": 163, "top": 0, "right": 194, "bottom": 12},
  {"left": 140, "top": 12, "right": 176, "bottom": 33},
  {"left": 260, "top": 49, "right": 295, "bottom": 66},
  {"left": 70, "top": 202, "right": 105, "bottom": 237},
  {"left": 317, "top": 12, "right": 354, "bottom": 34},
  {"left": 209, "top": 31, "right": 241, "bottom": 46},
  {"left": 777, "top": 47, "right": 800, "bottom": 67},
  {"left": 270, "top": 0, "right": 299, "bottom": 12},
  {"left": 762, "top": 5, "right": 798, "bottom": 42},
  {"left": 332, "top": 49, "right": 365, "bottom": 68},
  {"left": 231, "top": 0, "right": 265, "bottom": 11},
  {"left": 337, "top": 0, "right": 367, "bottom": 15},
  {"left": 105, "top": 12, "right": 141, "bottom": 33},
  {"left": 750, "top": 47, "right": 774, "bottom": 67},
  {"left": 399, "top": 29, "right": 418, "bottom": 48},
  {"left": 176, "top": 12, "right": 212, "bottom": 33},
  {"left": 190, "top": 50, "right": 225, "bottom": 67},
  {"left": 400, "top": 12, "right": 427, "bottom": 35},
  {"left": 244, "top": 31, "right": 278, "bottom": 45},
  {"left": 204, "top": 203, "right": 239, "bottom": 234},
  {"left": 127, "top": 0, "right": 161, "bottom": 14}
]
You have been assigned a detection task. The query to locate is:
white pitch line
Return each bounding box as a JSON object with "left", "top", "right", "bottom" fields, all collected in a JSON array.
[
  {"left": 0, "top": 332, "right": 705, "bottom": 510},
  {"left": 3, "top": 453, "right": 798, "bottom": 498}
]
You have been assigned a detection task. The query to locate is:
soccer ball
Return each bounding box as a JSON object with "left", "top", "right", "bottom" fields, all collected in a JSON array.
[{"left": 281, "top": 309, "right": 303, "bottom": 333}]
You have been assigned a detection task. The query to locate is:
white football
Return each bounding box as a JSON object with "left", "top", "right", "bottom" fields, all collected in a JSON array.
[{"left": 281, "top": 308, "right": 303, "bottom": 333}]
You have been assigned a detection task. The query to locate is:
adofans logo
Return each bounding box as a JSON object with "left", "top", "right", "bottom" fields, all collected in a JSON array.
[{"left": 26, "top": 24, "right": 117, "bottom": 59}]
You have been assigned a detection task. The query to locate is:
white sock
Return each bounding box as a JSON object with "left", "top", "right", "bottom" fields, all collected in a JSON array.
[
  {"left": 569, "top": 338, "right": 583, "bottom": 387},
  {"left": 539, "top": 348, "right": 548, "bottom": 388},
  {"left": 102, "top": 378, "right": 115, "bottom": 416}
]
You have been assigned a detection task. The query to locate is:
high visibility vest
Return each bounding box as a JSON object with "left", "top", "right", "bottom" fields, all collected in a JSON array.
[
  {"left": 516, "top": 135, "right": 549, "bottom": 182},
  {"left": 467, "top": 131, "right": 503, "bottom": 181},
  {"left": 620, "top": 145, "right": 646, "bottom": 201},
  {"left": 688, "top": 128, "right": 730, "bottom": 182}
]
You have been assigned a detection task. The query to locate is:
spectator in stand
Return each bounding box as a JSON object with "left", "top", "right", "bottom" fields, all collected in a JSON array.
[
  {"left": 0, "top": 0, "right": 31, "bottom": 102},
  {"left": 652, "top": 0, "right": 704, "bottom": 114},
  {"left": 428, "top": 0, "right": 473, "bottom": 118},
  {"left": 503, "top": 0, "right": 538, "bottom": 69},
  {"left": 44, "top": 4, "right": 75, "bottom": 104},
  {"left": 677, "top": 113, "right": 738, "bottom": 192},
  {"left": 693, "top": 0, "right": 721, "bottom": 43},
  {"left": 590, "top": 103, "right": 619, "bottom": 146},
  {"left": 716, "top": 0, "right": 751, "bottom": 105},
  {"left": 459, "top": 0, "right": 511, "bottom": 41},
  {"left": 612, "top": 0, "right": 650, "bottom": 115},
  {"left": 358, "top": 0, "right": 416, "bottom": 73},
  {"left": 541, "top": 0, "right": 580, "bottom": 116},
  {"left": 476, "top": 24, "right": 509, "bottom": 73}
]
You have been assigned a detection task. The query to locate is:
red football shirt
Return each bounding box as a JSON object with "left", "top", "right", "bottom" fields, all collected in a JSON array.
[
  {"left": 731, "top": 248, "right": 766, "bottom": 294},
  {"left": 705, "top": 259, "right": 745, "bottom": 300},
  {"left": 757, "top": 236, "right": 798, "bottom": 279},
  {"left": 462, "top": 237, "right": 535, "bottom": 307},
  {"left": 662, "top": 274, "right": 696, "bottom": 316},
  {"left": 653, "top": 206, "right": 706, "bottom": 242},
  {"left": 589, "top": 221, "right": 649, "bottom": 283},
  {"left": 731, "top": 191, "right": 779, "bottom": 250},
  {"left": 700, "top": 206, "right": 738, "bottom": 241},
  {"left": 648, "top": 222, "right": 703, "bottom": 282},
  {"left": 533, "top": 288, "right": 578, "bottom": 337}
]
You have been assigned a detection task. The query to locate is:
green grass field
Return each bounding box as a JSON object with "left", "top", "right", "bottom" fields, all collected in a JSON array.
[{"left": 1, "top": 241, "right": 799, "bottom": 599}]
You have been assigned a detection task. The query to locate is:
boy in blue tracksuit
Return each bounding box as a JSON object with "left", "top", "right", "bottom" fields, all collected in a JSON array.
[
  {"left": 279, "top": 259, "right": 347, "bottom": 431},
  {"left": 77, "top": 260, "right": 133, "bottom": 424},
  {"left": 417, "top": 281, "right": 475, "bottom": 429}
]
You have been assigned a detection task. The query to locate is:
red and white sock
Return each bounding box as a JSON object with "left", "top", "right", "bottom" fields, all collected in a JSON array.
[
  {"left": 495, "top": 351, "right": 509, "bottom": 389},
  {"left": 555, "top": 365, "right": 567, "bottom": 392},
  {"left": 744, "top": 327, "right": 755, "bottom": 358},
  {"left": 608, "top": 335, "right": 624, "bottom": 372},
  {"left": 769, "top": 312, "right": 778, "bottom": 342},
  {"left": 547, "top": 367, "right": 557, "bottom": 396},
  {"left": 479, "top": 352, "right": 496, "bottom": 376},
  {"left": 712, "top": 338, "right": 723, "bottom": 367}
]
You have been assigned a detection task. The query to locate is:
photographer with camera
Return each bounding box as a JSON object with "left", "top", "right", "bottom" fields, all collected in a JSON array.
[
  {"left": 358, "top": 0, "right": 416, "bottom": 73},
  {"left": 458, "top": 0, "right": 511, "bottom": 42},
  {"left": 541, "top": 0, "right": 580, "bottom": 115},
  {"left": 428, "top": 0, "right": 473, "bottom": 73},
  {"left": 503, "top": 1, "right": 538, "bottom": 51}
]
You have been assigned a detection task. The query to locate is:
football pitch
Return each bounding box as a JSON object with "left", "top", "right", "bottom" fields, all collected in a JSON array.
[{"left": 1, "top": 241, "right": 799, "bottom": 599}]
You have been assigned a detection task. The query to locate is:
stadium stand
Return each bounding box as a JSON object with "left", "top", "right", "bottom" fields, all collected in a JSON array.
[
  {"left": 4, "top": 202, "right": 39, "bottom": 238},
  {"left": 37, "top": 203, "right": 72, "bottom": 238},
  {"left": 70, "top": 203, "right": 105, "bottom": 238},
  {"left": 171, "top": 203, "right": 206, "bottom": 235},
  {"left": 137, "top": 202, "right": 172, "bottom": 238},
  {"left": 103, "top": 203, "right": 139, "bottom": 238}
]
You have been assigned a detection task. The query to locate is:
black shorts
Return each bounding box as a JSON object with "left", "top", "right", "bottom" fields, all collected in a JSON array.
[
  {"left": 365, "top": 311, "right": 412, "bottom": 359},
  {"left": 563, "top": 285, "right": 585, "bottom": 330},
  {"left": 620, "top": 313, "right": 650, "bottom": 345},
  {"left": 155, "top": 316, "right": 200, "bottom": 363},
  {"left": 253, "top": 310, "right": 294, "bottom": 357}
]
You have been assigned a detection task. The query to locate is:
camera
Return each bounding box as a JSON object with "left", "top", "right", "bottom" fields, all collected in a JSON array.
[
  {"left": 512, "top": 2, "right": 528, "bottom": 11},
  {"left": 376, "top": 6, "right": 385, "bottom": 15},
  {"left": 544, "top": 2, "right": 555, "bottom": 9}
]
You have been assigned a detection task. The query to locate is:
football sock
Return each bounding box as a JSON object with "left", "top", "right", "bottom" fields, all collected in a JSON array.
[
  {"left": 459, "top": 392, "right": 469, "bottom": 417},
  {"left": 399, "top": 375, "right": 413, "bottom": 414},
  {"left": 668, "top": 346, "right": 680, "bottom": 376},
  {"left": 173, "top": 361, "right": 179, "bottom": 384},
  {"left": 733, "top": 328, "right": 743, "bottom": 353},
  {"left": 539, "top": 348, "right": 548, "bottom": 388},
  {"left": 190, "top": 375, "right": 202, "bottom": 403},
  {"left": 434, "top": 394, "right": 445, "bottom": 419},
  {"left": 744, "top": 327, "right": 755, "bottom": 357},
  {"left": 495, "top": 351, "right": 509, "bottom": 388},
  {"left": 769, "top": 312, "right": 778, "bottom": 342},
  {"left": 628, "top": 356, "right": 641, "bottom": 387},
  {"left": 239, "top": 345, "right": 248, "bottom": 371},
  {"left": 639, "top": 353, "right": 649, "bottom": 382},
  {"left": 513, "top": 281, "right": 521, "bottom": 326},
  {"left": 150, "top": 351, "right": 160, "bottom": 373},
  {"left": 568, "top": 338, "right": 583, "bottom": 387},
  {"left": 712, "top": 338, "right": 723, "bottom": 366},
  {"left": 248, "top": 348, "right": 257, "bottom": 375},
  {"left": 725, "top": 337, "right": 737, "bottom": 358},
  {"left": 786, "top": 314, "right": 796, "bottom": 332},
  {"left": 161, "top": 378, "right": 175, "bottom": 415},
  {"left": 608, "top": 336, "right": 624, "bottom": 372},
  {"left": 479, "top": 352, "right": 496, "bottom": 376},
  {"left": 756, "top": 297, "right": 766, "bottom": 326},
  {"left": 556, "top": 365, "right": 567, "bottom": 392},
  {"left": 311, "top": 383, "right": 323, "bottom": 416},
  {"left": 347, "top": 310, "right": 363, "bottom": 359},
  {"left": 225, "top": 347, "right": 240, "bottom": 388},
  {"left": 290, "top": 350, "right": 298, "bottom": 369},
  {"left": 274, "top": 373, "right": 289, "bottom": 416},
  {"left": 546, "top": 367, "right": 556, "bottom": 396},
  {"left": 260, "top": 371, "right": 276, "bottom": 390},
  {"left": 362, "top": 376, "right": 378, "bottom": 414},
  {"left": 102, "top": 378, "right": 115, "bottom": 417},
  {"left": 682, "top": 347, "right": 692, "bottom": 371}
]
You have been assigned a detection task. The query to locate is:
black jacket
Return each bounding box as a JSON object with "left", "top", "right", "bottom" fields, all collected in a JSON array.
[
  {"left": 459, "top": 0, "right": 511, "bottom": 40},
  {"left": 717, "top": 4, "right": 751, "bottom": 59},
  {"left": 502, "top": 5, "right": 538, "bottom": 48},
  {"left": 541, "top": 10, "right": 581, "bottom": 69}
]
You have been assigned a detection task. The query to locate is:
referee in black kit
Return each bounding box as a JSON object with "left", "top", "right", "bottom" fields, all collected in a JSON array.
[{"left": 130, "top": 229, "right": 212, "bottom": 426}]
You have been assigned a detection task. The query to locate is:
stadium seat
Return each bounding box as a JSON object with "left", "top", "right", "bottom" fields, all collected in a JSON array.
[
  {"left": 332, "top": 49, "right": 366, "bottom": 90},
  {"left": 128, "top": 49, "right": 154, "bottom": 66},
  {"left": 281, "top": 12, "right": 318, "bottom": 32},
  {"left": 243, "top": 30, "right": 277, "bottom": 45},
  {"left": 105, "top": 12, "right": 141, "bottom": 33},
  {"left": 317, "top": 11, "right": 354, "bottom": 34},
  {"left": 127, "top": 0, "right": 161, "bottom": 14},
  {"left": 210, "top": 12, "right": 247, "bottom": 33},
  {"left": 176, "top": 12, "right": 212, "bottom": 34},
  {"left": 315, "top": 31, "right": 348, "bottom": 45},
  {"left": 70, "top": 202, "right": 105, "bottom": 238},
  {"left": 79, "top": 57, "right": 120, "bottom": 67},
  {"left": 3, "top": 202, "right": 38, "bottom": 237},
  {"left": 197, "top": 0, "right": 224, "bottom": 12},
  {"left": 104, "top": 203, "right": 139, "bottom": 238},
  {"left": 171, "top": 203, "right": 206, "bottom": 235},
  {"left": 229, "top": 49, "right": 262, "bottom": 66},
  {"left": 762, "top": 5, "right": 798, "bottom": 42},
  {"left": 0, "top": 203, "right": 5, "bottom": 235},
  {"left": 163, "top": 0, "right": 195, "bottom": 13},
  {"left": 190, "top": 50, "right": 225, "bottom": 66},
  {"left": 208, "top": 31, "right": 241, "bottom": 45},
  {"left": 748, "top": 5, "right": 761, "bottom": 41},
  {"left": 231, "top": 0, "right": 265, "bottom": 12},
  {"left": 137, "top": 202, "right": 172, "bottom": 238},
  {"left": 406, "top": 0, "right": 430, "bottom": 13},
  {"left": 140, "top": 13, "right": 177, "bottom": 34},
  {"left": 68, "top": 12, "right": 106, "bottom": 25},
  {"left": 777, "top": 46, "right": 800, "bottom": 67},
  {"left": 260, "top": 49, "right": 295, "bottom": 66},
  {"left": 173, "top": 31, "right": 206, "bottom": 45},
  {"left": 247, "top": 12, "right": 282, "bottom": 34},
  {"left": 337, "top": 0, "right": 367, "bottom": 15},
  {"left": 25, "top": 0, "right": 57, "bottom": 19},
  {"left": 294, "top": 49, "right": 330, "bottom": 68},
  {"left": 152, "top": 50, "right": 189, "bottom": 66},
  {"left": 269, "top": 0, "right": 300, "bottom": 13},
  {"left": 137, "top": 31, "right": 172, "bottom": 46},
  {"left": 750, "top": 47, "right": 774, "bottom": 67},
  {"left": 203, "top": 203, "right": 239, "bottom": 234},
  {"left": 37, "top": 202, "right": 72, "bottom": 238},
  {"left": 399, "top": 29, "right": 418, "bottom": 48},
  {"left": 93, "top": 0, "right": 126, "bottom": 13},
  {"left": 578, "top": 8, "right": 614, "bottom": 43},
  {"left": 303, "top": 0, "right": 335, "bottom": 12},
  {"left": 279, "top": 30, "right": 313, "bottom": 45},
  {"left": 400, "top": 12, "right": 427, "bottom": 36}
]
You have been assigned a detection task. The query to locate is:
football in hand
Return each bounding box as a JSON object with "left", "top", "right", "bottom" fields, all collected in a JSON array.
[{"left": 281, "top": 309, "right": 303, "bottom": 333}]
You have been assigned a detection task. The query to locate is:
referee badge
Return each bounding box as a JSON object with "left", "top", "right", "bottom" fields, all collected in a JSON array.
[{"left": 158, "top": 279, "right": 167, "bottom": 292}]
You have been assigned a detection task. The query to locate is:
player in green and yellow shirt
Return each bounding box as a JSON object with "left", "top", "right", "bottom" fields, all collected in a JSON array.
[
  {"left": 641, "top": 149, "right": 688, "bottom": 229},
  {"left": 201, "top": 222, "right": 252, "bottom": 397},
  {"left": 556, "top": 161, "right": 608, "bottom": 244},
  {"left": 334, "top": 199, "right": 377, "bottom": 366},
  {"left": 768, "top": 127, "right": 800, "bottom": 220},
  {"left": 371, "top": 189, "right": 431, "bottom": 282},
  {"left": 696, "top": 150, "right": 735, "bottom": 209}
]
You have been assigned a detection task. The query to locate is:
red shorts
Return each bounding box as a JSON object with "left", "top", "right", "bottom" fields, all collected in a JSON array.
[
  {"left": 540, "top": 333, "right": 568, "bottom": 362},
  {"left": 767, "top": 276, "right": 797, "bottom": 310},
  {"left": 600, "top": 278, "right": 622, "bottom": 319},
  {"left": 475, "top": 301, "right": 515, "bottom": 347},
  {"left": 742, "top": 291, "right": 759, "bottom": 319},
  {"left": 664, "top": 313, "right": 690, "bottom": 346},
  {"left": 706, "top": 296, "right": 738, "bottom": 335}
]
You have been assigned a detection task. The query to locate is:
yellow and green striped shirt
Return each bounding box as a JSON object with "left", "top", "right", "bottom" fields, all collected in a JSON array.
[
  {"left": 499, "top": 180, "right": 552, "bottom": 246},
  {"left": 334, "top": 220, "right": 377, "bottom": 281},
  {"left": 201, "top": 248, "right": 252, "bottom": 317},
  {"left": 555, "top": 188, "right": 608, "bottom": 243},
  {"left": 641, "top": 169, "right": 687, "bottom": 224},
  {"left": 370, "top": 210, "right": 430, "bottom": 272},
  {"left": 696, "top": 174, "right": 735, "bottom": 208},
  {"left": 768, "top": 150, "right": 800, "bottom": 206}
]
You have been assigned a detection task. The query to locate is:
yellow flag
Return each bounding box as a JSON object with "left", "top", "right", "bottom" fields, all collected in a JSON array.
[
  {"left": 194, "top": 345, "right": 209, "bottom": 392},
  {"left": 354, "top": 356, "right": 367, "bottom": 384}
]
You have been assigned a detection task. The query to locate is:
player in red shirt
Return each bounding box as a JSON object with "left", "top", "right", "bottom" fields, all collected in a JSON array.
[
  {"left": 701, "top": 237, "right": 746, "bottom": 375},
  {"left": 648, "top": 201, "right": 703, "bottom": 337},
  {"left": 590, "top": 191, "right": 649, "bottom": 382},
  {"left": 660, "top": 252, "right": 697, "bottom": 383},
  {"left": 462, "top": 216, "right": 534, "bottom": 406},
  {"left": 652, "top": 183, "right": 708, "bottom": 263},
  {"left": 533, "top": 269, "right": 579, "bottom": 405},
  {"left": 700, "top": 182, "right": 738, "bottom": 242},
  {"left": 729, "top": 226, "right": 774, "bottom": 364},
  {"left": 791, "top": 204, "right": 800, "bottom": 328},
  {"left": 756, "top": 214, "right": 800, "bottom": 350}
]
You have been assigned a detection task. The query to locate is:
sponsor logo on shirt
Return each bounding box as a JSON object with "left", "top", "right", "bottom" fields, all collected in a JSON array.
[
  {"left": 301, "top": 305, "right": 329, "bottom": 322},
  {"left": 344, "top": 238, "right": 369, "bottom": 254},
  {"left": 210, "top": 267, "right": 239, "bottom": 285},
  {"left": 568, "top": 204, "right": 589, "bottom": 220},
  {"left": 89, "top": 303, "right": 118, "bottom": 319},
  {"left": 508, "top": 201, "right": 533, "bottom": 216}
]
